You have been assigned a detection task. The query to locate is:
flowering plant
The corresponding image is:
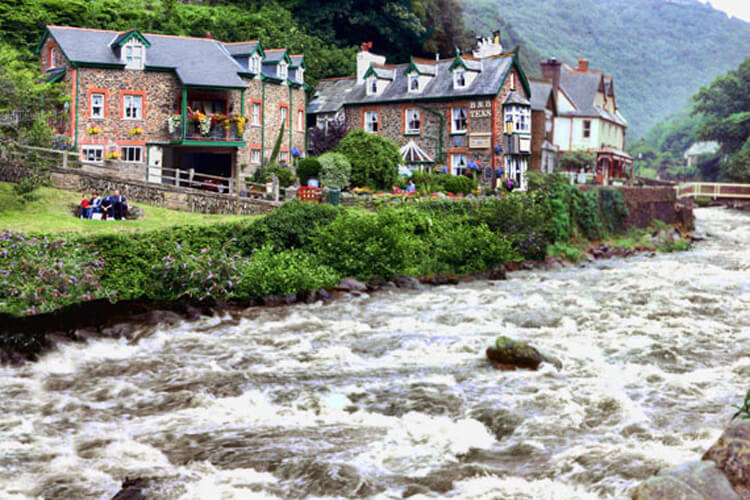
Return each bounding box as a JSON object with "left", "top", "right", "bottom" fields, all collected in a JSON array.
[
  {"left": 503, "top": 177, "right": 515, "bottom": 191},
  {"left": 105, "top": 151, "right": 120, "bottom": 160},
  {"left": 86, "top": 127, "right": 100, "bottom": 135},
  {"left": 128, "top": 127, "right": 143, "bottom": 136},
  {"left": 291, "top": 147, "right": 302, "bottom": 158},
  {"left": 230, "top": 115, "right": 247, "bottom": 135},
  {"left": 167, "top": 114, "right": 182, "bottom": 135}
]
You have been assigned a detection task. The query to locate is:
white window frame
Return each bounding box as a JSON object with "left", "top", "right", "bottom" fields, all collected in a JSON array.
[
  {"left": 120, "top": 146, "right": 143, "bottom": 163},
  {"left": 405, "top": 108, "right": 420, "bottom": 134},
  {"left": 49, "top": 47, "right": 56, "bottom": 69},
  {"left": 583, "top": 119, "right": 592, "bottom": 138},
  {"left": 296, "top": 67, "right": 304, "bottom": 83},
  {"left": 124, "top": 40, "right": 145, "bottom": 70},
  {"left": 278, "top": 62, "right": 288, "bottom": 80},
  {"left": 90, "top": 93, "right": 104, "bottom": 119},
  {"left": 454, "top": 70, "right": 466, "bottom": 89},
  {"left": 451, "top": 107, "right": 467, "bottom": 133},
  {"left": 279, "top": 150, "right": 289, "bottom": 162},
  {"left": 364, "top": 110, "right": 378, "bottom": 133},
  {"left": 250, "top": 149, "right": 261, "bottom": 165},
  {"left": 451, "top": 153, "right": 468, "bottom": 176},
  {"left": 279, "top": 106, "right": 287, "bottom": 127},
  {"left": 123, "top": 95, "right": 142, "bottom": 120},
  {"left": 367, "top": 77, "right": 378, "bottom": 96},
  {"left": 408, "top": 74, "right": 419, "bottom": 93},
  {"left": 297, "top": 110, "right": 304, "bottom": 131},
  {"left": 504, "top": 105, "right": 530, "bottom": 133},
  {"left": 81, "top": 146, "right": 103, "bottom": 163},
  {"left": 249, "top": 55, "right": 261, "bottom": 74},
  {"left": 510, "top": 72, "right": 515, "bottom": 90},
  {"left": 251, "top": 103, "right": 261, "bottom": 126}
]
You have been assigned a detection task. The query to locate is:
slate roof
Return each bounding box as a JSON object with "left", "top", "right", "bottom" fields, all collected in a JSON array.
[
  {"left": 309, "top": 55, "right": 519, "bottom": 113},
  {"left": 223, "top": 41, "right": 259, "bottom": 56},
  {"left": 290, "top": 55, "right": 304, "bottom": 68},
  {"left": 504, "top": 89, "right": 530, "bottom": 106},
  {"left": 307, "top": 78, "right": 357, "bottom": 114},
  {"left": 42, "top": 26, "right": 295, "bottom": 89},
  {"left": 529, "top": 80, "right": 553, "bottom": 111},
  {"left": 409, "top": 62, "right": 437, "bottom": 76},
  {"left": 557, "top": 64, "right": 626, "bottom": 126},
  {"left": 262, "top": 49, "right": 287, "bottom": 63}
]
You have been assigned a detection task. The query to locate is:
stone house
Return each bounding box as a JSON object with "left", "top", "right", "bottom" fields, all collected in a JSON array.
[
  {"left": 36, "top": 26, "right": 307, "bottom": 185},
  {"left": 528, "top": 79, "right": 558, "bottom": 174},
  {"left": 541, "top": 57, "right": 631, "bottom": 184},
  {"left": 308, "top": 34, "right": 533, "bottom": 190}
]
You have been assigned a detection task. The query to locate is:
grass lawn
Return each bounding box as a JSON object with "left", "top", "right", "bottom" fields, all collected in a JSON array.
[{"left": 0, "top": 182, "right": 253, "bottom": 235}]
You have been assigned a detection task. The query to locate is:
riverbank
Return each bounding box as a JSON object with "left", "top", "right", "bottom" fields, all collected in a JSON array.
[{"left": 1, "top": 176, "right": 694, "bottom": 362}]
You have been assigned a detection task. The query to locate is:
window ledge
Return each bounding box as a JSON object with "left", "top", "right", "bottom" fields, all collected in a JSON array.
[
  {"left": 404, "top": 132, "right": 420, "bottom": 136},
  {"left": 450, "top": 131, "right": 467, "bottom": 136}
]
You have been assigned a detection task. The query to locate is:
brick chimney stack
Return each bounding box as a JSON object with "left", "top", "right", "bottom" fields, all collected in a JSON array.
[
  {"left": 540, "top": 57, "right": 561, "bottom": 93},
  {"left": 577, "top": 56, "right": 589, "bottom": 72}
]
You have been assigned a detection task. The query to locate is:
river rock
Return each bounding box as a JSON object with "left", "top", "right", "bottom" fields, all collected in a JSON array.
[
  {"left": 111, "top": 477, "right": 149, "bottom": 500},
  {"left": 702, "top": 421, "right": 750, "bottom": 497},
  {"left": 486, "top": 336, "right": 561, "bottom": 371},
  {"left": 335, "top": 278, "right": 368, "bottom": 293},
  {"left": 631, "top": 460, "right": 740, "bottom": 500},
  {"left": 393, "top": 276, "right": 422, "bottom": 290}
]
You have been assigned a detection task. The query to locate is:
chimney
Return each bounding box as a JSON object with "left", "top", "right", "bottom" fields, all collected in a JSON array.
[
  {"left": 435, "top": 53, "right": 439, "bottom": 74},
  {"left": 540, "top": 57, "right": 561, "bottom": 93},
  {"left": 493, "top": 30, "right": 501, "bottom": 45},
  {"left": 356, "top": 41, "right": 385, "bottom": 84},
  {"left": 577, "top": 56, "right": 589, "bottom": 72}
]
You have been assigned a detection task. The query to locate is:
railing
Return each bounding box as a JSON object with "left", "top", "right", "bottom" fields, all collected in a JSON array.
[{"left": 676, "top": 182, "right": 750, "bottom": 200}]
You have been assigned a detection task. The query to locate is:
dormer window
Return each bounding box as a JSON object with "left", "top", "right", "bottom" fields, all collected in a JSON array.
[
  {"left": 367, "top": 77, "right": 378, "bottom": 96},
  {"left": 124, "top": 41, "right": 144, "bottom": 70},
  {"left": 296, "top": 67, "right": 304, "bottom": 83},
  {"left": 409, "top": 75, "right": 419, "bottom": 92},
  {"left": 454, "top": 70, "right": 466, "bottom": 89},
  {"left": 249, "top": 55, "right": 261, "bottom": 74},
  {"left": 279, "top": 62, "right": 288, "bottom": 80}
]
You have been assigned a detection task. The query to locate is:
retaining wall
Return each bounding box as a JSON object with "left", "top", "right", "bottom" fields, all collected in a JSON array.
[{"left": 0, "top": 160, "right": 279, "bottom": 216}]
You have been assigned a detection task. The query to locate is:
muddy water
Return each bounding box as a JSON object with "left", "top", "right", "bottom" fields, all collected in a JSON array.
[{"left": 1, "top": 207, "right": 749, "bottom": 499}]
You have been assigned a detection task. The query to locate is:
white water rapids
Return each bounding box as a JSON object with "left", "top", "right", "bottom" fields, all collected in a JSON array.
[{"left": 1, "top": 207, "right": 749, "bottom": 499}]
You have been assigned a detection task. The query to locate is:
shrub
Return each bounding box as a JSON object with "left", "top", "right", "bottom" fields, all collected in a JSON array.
[
  {"left": 307, "top": 118, "right": 347, "bottom": 156},
  {"left": 598, "top": 188, "right": 629, "bottom": 234},
  {"left": 296, "top": 157, "right": 322, "bottom": 185},
  {"left": 236, "top": 199, "right": 340, "bottom": 253},
  {"left": 428, "top": 222, "right": 518, "bottom": 274},
  {"left": 442, "top": 175, "right": 475, "bottom": 195},
  {"left": 318, "top": 152, "right": 352, "bottom": 189},
  {"left": 560, "top": 151, "right": 596, "bottom": 172},
  {"left": 337, "top": 129, "right": 399, "bottom": 189},
  {"left": 265, "top": 163, "right": 296, "bottom": 188}
]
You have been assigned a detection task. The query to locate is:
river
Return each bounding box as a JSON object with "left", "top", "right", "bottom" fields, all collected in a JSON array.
[{"left": 1, "top": 207, "right": 749, "bottom": 499}]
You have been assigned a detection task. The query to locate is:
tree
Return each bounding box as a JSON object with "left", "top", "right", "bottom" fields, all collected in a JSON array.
[
  {"left": 308, "top": 119, "right": 347, "bottom": 156},
  {"left": 336, "top": 130, "right": 400, "bottom": 189},
  {"left": 559, "top": 151, "right": 596, "bottom": 172}
]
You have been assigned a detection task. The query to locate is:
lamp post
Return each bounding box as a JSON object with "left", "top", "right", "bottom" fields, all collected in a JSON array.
[{"left": 493, "top": 144, "right": 502, "bottom": 194}]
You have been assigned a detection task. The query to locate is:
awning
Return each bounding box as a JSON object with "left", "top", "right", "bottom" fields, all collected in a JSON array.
[
  {"left": 400, "top": 140, "right": 433, "bottom": 164},
  {"left": 597, "top": 148, "right": 633, "bottom": 164},
  {"left": 39, "top": 67, "right": 66, "bottom": 84}
]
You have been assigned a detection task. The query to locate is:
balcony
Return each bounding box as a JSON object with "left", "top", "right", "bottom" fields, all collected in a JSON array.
[{"left": 168, "top": 89, "right": 246, "bottom": 146}]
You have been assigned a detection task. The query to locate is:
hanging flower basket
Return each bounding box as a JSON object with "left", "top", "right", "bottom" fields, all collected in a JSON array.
[
  {"left": 86, "top": 127, "right": 100, "bottom": 135},
  {"left": 167, "top": 114, "right": 182, "bottom": 136},
  {"left": 129, "top": 127, "right": 143, "bottom": 136}
]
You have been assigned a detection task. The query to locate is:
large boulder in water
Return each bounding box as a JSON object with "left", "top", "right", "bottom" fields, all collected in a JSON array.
[
  {"left": 702, "top": 421, "right": 750, "bottom": 498},
  {"left": 486, "top": 336, "right": 561, "bottom": 371},
  {"left": 631, "top": 460, "right": 740, "bottom": 500}
]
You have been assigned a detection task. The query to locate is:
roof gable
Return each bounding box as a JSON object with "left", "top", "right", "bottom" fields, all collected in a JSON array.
[
  {"left": 224, "top": 41, "right": 264, "bottom": 59},
  {"left": 110, "top": 28, "right": 151, "bottom": 49},
  {"left": 404, "top": 57, "right": 436, "bottom": 76}
]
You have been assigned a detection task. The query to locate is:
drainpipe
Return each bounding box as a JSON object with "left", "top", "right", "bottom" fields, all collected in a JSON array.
[
  {"left": 261, "top": 80, "right": 266, "bottom": 167},
  {"left": 416, "top": 104, "right": 444, "bottom": 164},
  {"left": 73, "top": 66, "right": 79, "bottom": 150},
  {"left": 181, "top": 88, "right": 187, "bottom": 141},
  {"left": 288, "top": 85, "right": 293, "bottom": 153}
]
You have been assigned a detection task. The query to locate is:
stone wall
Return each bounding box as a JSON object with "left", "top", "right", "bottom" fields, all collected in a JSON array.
[{"left": 0, "top": 161, "right": 278, "bottom": 216}]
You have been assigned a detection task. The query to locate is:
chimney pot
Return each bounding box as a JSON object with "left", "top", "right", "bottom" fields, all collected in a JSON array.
[
  {"left": 578, "top": 57, "right": 589, "bottom": 71},
  {"left": 205, "top": 31, "right": 211, "bottom": 38}
]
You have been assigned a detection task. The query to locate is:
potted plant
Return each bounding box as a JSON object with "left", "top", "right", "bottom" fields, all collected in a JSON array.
[
  {"left": 167, "top": 114, "right": 182, "bottom": 136},
  {"left": 104, "top": 151, "right": 119, "bottom": 165}
]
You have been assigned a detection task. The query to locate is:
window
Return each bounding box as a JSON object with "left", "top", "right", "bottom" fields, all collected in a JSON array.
[
  {"left": 279, "top": 62, "right": 288, "bottom": 80},
  {"left": 297, "top": 110, "right": 304, "bottom": 131},
  {"left": 504, "top": 105, "right": 530, "bottom": 133},
  {"left": 251, "top": 149, "right": 261, "bottom": 165},
  {"left": 82, "top": 146, "right": 103, "bottom": 163},
  {"left": 409, "top": 75, "right": 419, "bottom": 92},
  {"left": 367, "top": 77, "right": 378, "bottom": 96},
  {"left": 583, "top": 120, "right": 591, "bottom": 138},
  {"left": 48, "top": 47, "right": 56, "bottom": 69},
  {"left": 249, "top": 55, "right": 261, "bottom": 74},
  {"left": 279, "top": 150, "right": 288, "bottom": 162},
  {"left": 451, "top": 107, "right": 467, "bottom": 133},
  {"left": 451, "top": 153, "right": 467, "bottom": 176},
  {"left": 454, "top": 70, "right": 466, "bottom": 89},
  {"left": 365, "top": 110, "right": 378, "bottom": 133},
  {"left": 279, "top": 106, "right": 287, "bottom": 127},
  {"left": 90, "top": 93, "right": 104, "bottom": 118},
  {"left": 121, "top": 146, "right": 143, "bottom": 163},
  {"left": 296, "top": 68, "right": 304, "bottom": 83},
  {"left": 123, "top": 95, "right": 142, "bottom": 119},
  {"left": 405, "top": 108, "right": 420, "bottom": 134},
  {"left": 251, "top": 103, "right": 261, "bottom": 126},
  {"left": 510, "top": 72, "right": 515, "bottom": 90},
  {"left": 124, "top": 42, "right": 144, "bottom": 70},
  {"left": 505, "top": 156, "right": 525, "bottom": 188}
]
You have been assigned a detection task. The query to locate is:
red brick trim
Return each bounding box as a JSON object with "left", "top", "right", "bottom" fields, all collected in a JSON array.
[
  {"left": 447, "top": 148, "right": 470, "bottom": 176},
  {"left": 279, "top": 103, "right": 290, "bottom": 128},
  {"left": 116, "top": 139, "right": 146, "bottom": 147},
  {"left": 86, "top": 88, "right": 109, "bottom": 119},
  {"left": 120, "top": 90, "right": 147, "bottom": 119},
  {"left": 360, "top": 106, "right": 381, "bottom": 135},
  {"left": 296, "top": 106, "right": 305, "bottom": 132},
  {"left": 249, "top": 99, "right": 263, "bottom": 126},
  {"left": 449, "top": 104, "right": 470, "bottom": 133},
  {"left": 79, "top": 138, "right": 108, "bottom": 145},
  {"left": 401, "top": 104, "right": 422, "bottom": 135}
]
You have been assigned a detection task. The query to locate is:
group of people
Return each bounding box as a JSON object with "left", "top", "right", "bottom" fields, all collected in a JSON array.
[{"left": 77, "top": 190, "right": 128, "bottom": 220}]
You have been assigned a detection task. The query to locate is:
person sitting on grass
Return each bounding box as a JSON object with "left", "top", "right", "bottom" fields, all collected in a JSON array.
[
  {"left": 77, "top": 194, "right": 90, "bottom": 219},
  {"left": 86, "top": 191, "right": 102, "bottom": 219},
  {"left": 101, "top": 193, "right": 113, "bottom": 220},
  {"left": 110, "top": 190, "right": 128, "bottom": 220}
]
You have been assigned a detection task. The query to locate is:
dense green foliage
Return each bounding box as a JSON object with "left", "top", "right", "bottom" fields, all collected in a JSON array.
[
  {"left": 318, "top": 152, "right": 352, "bottom": 190},
  {"left": 559, "top": 151, "right": 596, "bottom": 172},
  {"left": 265, "top": 163, "right": 296, "bottom": 188},
  {"left": 462, "top": 0, "right": 750, "bottom": 139},
  {"left": 295, "top": 158, "right": 322, "bottom": 185},
  {"left": 337, "top": 130, "right": 400, "bottom": 189},
  {"left": 442, "top": 175, "right": 476, "bottom": 195},
  {"left": 0, "top": 179, "right": 632, "bottom": 316}
]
